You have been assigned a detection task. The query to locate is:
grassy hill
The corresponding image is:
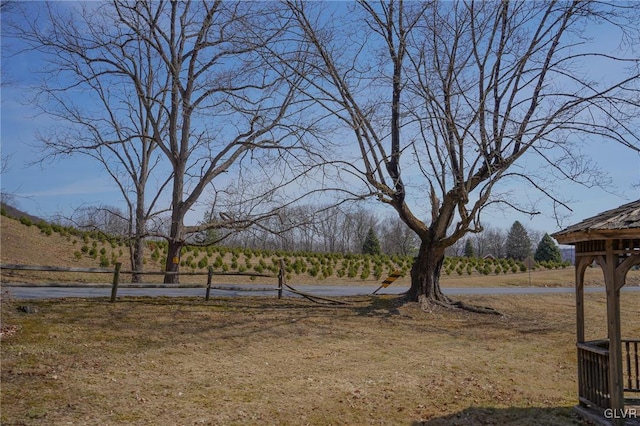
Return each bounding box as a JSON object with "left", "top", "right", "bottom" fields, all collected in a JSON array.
[
  {"left": 0, "top": 213, "right": 409, "bottom": 285},
  {"left": 1, "top": 212, "right": 628, "bottom": 288},
  {"left": 0, "top": 203, "right": 44, "bottom": 224}
]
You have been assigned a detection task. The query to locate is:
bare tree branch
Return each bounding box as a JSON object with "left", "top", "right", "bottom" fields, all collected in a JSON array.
[{"left": 285, "top": 0, "right": 640, "bottom": 307}]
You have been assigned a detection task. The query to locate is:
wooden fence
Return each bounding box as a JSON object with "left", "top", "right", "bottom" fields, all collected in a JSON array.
[
  {"left": 0, "top": 262, "right": 286, "bottom": 302},
  {"left": 577, "top": 338, "right": 640, "bottom": 410},
  {"left": 577, "top": 340, "right": 611, "bottom": 409}
]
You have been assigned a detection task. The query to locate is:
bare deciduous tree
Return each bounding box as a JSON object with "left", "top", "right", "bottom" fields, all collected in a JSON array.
[
  {"left": 11, "top": 1, "right": 173, "bottom": 281},
  {"left": 286, "top": 0, "right": 640, "bottom": 310},
  {"left": 0, "top": 153, "right": 16, "bottom": 207},
  {"left": 477, "top": 227, "right": 506, "bottom": 259},
  {"left": 380, "top": 216, "right": 419, "bottom": 257},
  {"left": 444, "top": 238, "right": 465, "bottom": 258},
  {"left": 68, "top": 205, "right": 130, "bottom": 237},
  {"left": 115, "top": 1, "right": 323, "bottom": 283},
  {"left": 12, "top": 1, "right": 323, "bottom": 283},
  {"left": 218, "top": 203, "right": 379, "bottom": 254}
]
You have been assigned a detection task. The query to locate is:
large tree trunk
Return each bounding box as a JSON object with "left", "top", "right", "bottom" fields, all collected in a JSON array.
[
  {"left": 406, "top": 240, "right": 501, "bottom": 315},
  {"left": 126, "top": 204, "right": 143, "bottom": 283},
  {"left": 405, "top": 241, "right": 450, "bottom": 305},
  {"left": 164, "top": 201, "right": 184, "bottom": 284},
  {"left": 131, "top": 235, "right": 145, "bottom": 283},
  {"left": 164, "top": 239, "right": 183, "bottom": 284},
  {"left": 131, "top": 201, "right": 146, "bottom": 283},
  {"left": 164, "top": 166, "right": 185, "bottom": 284}
]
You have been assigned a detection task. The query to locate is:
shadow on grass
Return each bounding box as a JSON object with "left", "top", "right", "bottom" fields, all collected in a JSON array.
[
  {"left": 13, "top": 296, "right": 380, "bottom": 345},
  {"left": 3, "top": 294, "right": 530, "bottom": 349},
  {"left": 412, "top": 406, "right": 588, "bottom": 426},
  {"left": 354, "top": 294, "right": 404, "bottom": 316}
]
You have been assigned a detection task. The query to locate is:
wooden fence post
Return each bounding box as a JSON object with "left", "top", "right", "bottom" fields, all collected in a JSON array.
[
  {"left": 278, "top": 259, "right": 285, "bottom": 299},
  {"left": 205, "top": 266, "right": 213, "bottom": 301},
  {"left": 110, "top": 262, "right": 122, "bottom": 303}
]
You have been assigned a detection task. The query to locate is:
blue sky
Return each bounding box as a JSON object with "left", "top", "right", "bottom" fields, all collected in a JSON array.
[
  {"left": 2, "top": 85, "right": 125, "bottom": 216},
  {"left": 1, "top": 2, "right": 639, "bottom": 239}
]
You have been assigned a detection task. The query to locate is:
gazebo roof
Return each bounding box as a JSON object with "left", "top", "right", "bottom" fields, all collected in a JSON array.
[{"left": 552, "top": 199, "right": 640, "bottom": 244}]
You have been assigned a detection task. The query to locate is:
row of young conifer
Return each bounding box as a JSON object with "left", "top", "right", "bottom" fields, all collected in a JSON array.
[{"left": 6, "top": 211, "right": 569, "bottom": 280}]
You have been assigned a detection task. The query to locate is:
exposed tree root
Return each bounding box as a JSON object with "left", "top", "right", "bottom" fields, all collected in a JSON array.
[
  {"left": 449, "top": 300, "right": 503, "bottom": 315},
  {"left": 409, "top": 294, "right": 503, "bottom": 316}
]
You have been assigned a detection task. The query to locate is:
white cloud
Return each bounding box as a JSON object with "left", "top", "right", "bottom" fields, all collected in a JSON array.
[{"left": 20, "top": 178, "right": 116, "bottom": 198}]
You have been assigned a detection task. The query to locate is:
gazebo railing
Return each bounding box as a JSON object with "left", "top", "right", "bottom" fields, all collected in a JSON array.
[
  {"left": 578, "top": 339, "right": 640, "bottom": 410},
  {"left": 624, "top": 339, "right": 640, "bottom": 394},
  {"left": 577, "top": 340, "right": 610, "bottom": 409}
]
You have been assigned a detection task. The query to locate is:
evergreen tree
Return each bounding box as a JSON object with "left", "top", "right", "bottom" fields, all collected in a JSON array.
[
  {"left": 505, "top": 221, "right": 531, "bottom": 260},
  {"left": 534, "top": 233, "right": 562, "bottom": 263},
  {"left": 464, "top": 239, "right": 475, "bottom": 258},
  {"left": 362, "top": 228, "right": 382, "bottom": 255},
  {"left": 195, "top": 208, "right": 220, "bottom": 245}
]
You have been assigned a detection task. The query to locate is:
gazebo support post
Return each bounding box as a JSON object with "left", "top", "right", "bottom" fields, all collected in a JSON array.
[
  {"left": 575, "top": 256, "right": 591, "bottom": 344},
  {"left": 575, "top": 255, "right": 590, "bottom": 410},
  {"left": 604, "top": 240, "right": 625, "bottom": 425}
]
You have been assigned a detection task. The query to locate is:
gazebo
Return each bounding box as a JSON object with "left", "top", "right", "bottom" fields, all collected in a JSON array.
[{"left": 553, "top": 200, "right": 640, "bottom": 425}]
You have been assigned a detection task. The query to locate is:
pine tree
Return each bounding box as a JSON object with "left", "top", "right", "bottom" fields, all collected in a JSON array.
[
  {"left": 505, "top": 221, "right": 531, "bottom": 260},
  {"left": 464, "top": 239, "right": 475, "bottom": 258},
  {"left": 534, "top": 233, "right": 562, "bottom": 263},
  {"left": 362, "top": 228, "right": 382, "bottom": 255},
  {"left": 195, "top": 209, "right": 219, "bottom": 245}
]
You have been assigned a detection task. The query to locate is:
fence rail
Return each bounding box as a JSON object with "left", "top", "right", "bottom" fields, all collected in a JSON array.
[
  {"left": 1, "top": 263, "right": 115, "bottom": 274},
  {"left": 0, "top": 262, "right": 285, "bottom": 302}
]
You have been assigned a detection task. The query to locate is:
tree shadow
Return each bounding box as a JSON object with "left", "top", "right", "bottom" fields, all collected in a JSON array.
[
  {"left": 412, "top": 406, "right": 589, "bottom": 425},
  {"left": 26, "top": 295, "right": 377, "bottom": 347},
  {"left": 354, "top": 294, "right": 404, "bottom": 317}
]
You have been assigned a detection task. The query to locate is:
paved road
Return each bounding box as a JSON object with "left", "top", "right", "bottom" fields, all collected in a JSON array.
[{"left": 3, "top": 284, "right": 639, "bottom": 299}]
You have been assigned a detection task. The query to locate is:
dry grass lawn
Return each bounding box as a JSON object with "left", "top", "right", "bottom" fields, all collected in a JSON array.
[
  {"left": 2, "top": 291, "right": 639, "bottom": 425},
  {"left": 3, "top": 214, "right": 640, "bottom": 424}
]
